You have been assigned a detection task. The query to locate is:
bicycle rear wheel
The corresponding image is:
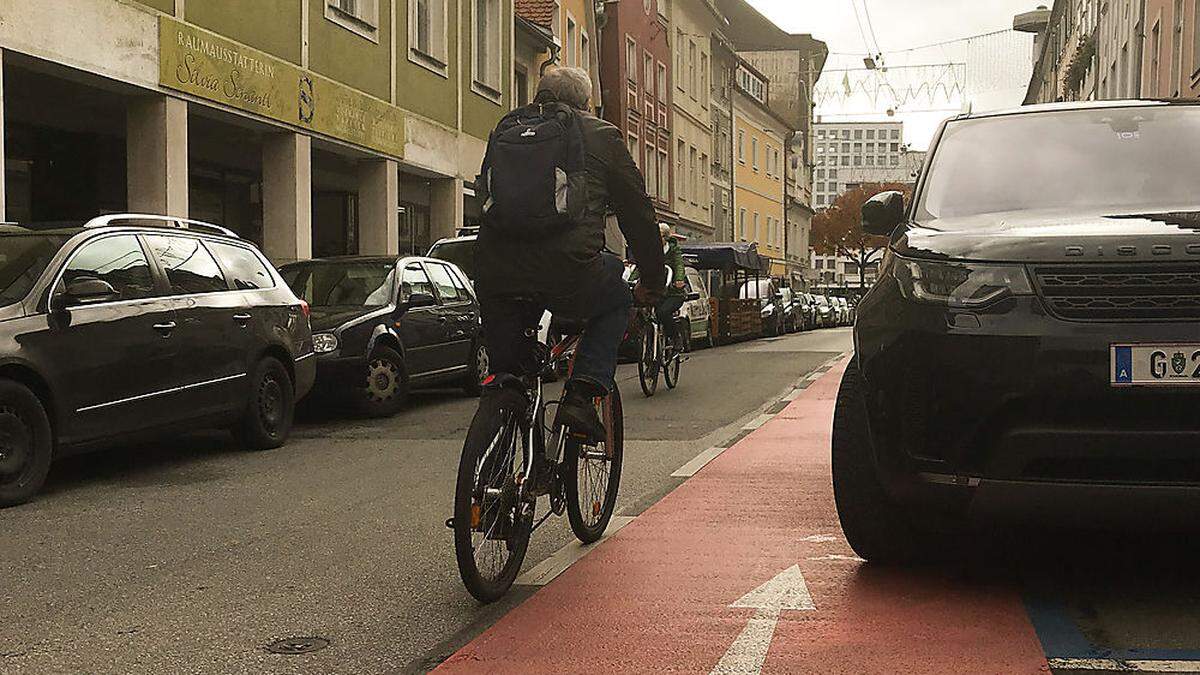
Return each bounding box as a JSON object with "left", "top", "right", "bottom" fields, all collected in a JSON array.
[
  {"left": 565, "top": 385, "right": 624, "bottom": 544},
  {"left": 453, "top": 399, "right": 533, "bottom": 603},
  {"left": 637, "top": 328, "right": 659, "bottom": 397}
]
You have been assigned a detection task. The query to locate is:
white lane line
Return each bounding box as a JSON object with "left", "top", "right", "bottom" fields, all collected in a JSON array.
[
  {"left": 671, "top": 447, "right": 727, "bottom": 478},
  {"left": 514, "top": 516, "right": 635, "bottom": 587},
  {"left": 1049, "top": 658, "right": 1200, "bottom": 672},
  {"left": 743, "top": 414, "right": 775, "bottom": 431}
]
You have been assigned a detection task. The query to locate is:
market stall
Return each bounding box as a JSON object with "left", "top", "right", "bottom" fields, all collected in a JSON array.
[{"left": 680, "top": 242, "right": 771, "bottom": 345}]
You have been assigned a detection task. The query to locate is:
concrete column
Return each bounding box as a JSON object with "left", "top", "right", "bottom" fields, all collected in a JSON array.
[
  {"left": 127, "top": 94, "right": 189, "bottom": 217},
  {"left": 430, "top": 176, "right": 463, "bottom": 243},
  {"left": 0, "top": 48, "right": 6, "bottom": 222},
  {"left": 262, "top": 132, "right": 312, "bottom": 264},
  {"left": 357, "top": 159, "right": 399, "bottom": 255}
]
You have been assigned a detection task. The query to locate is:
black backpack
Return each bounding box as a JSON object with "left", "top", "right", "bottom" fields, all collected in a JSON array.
[{"left": 477, "top": 101, "right": 588, "bottom": 239}]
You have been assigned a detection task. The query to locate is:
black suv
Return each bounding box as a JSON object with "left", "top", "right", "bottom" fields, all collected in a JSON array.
[
  {"left": 280, "top": 256, "right": 486, "bottom": 417},
  {"left": 834, "top": 101, "right": 1200, "bottom": 561},
  {"left": 0, "top": 215, "right": 315, "bottom": 507}
]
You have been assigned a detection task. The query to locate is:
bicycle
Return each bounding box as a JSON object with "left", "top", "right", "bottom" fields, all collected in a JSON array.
[
  {"left": 636, "top": 303, "right": 686, "bottom": 397},
  {"left": 451, "top": 325, "right": 623, "bottom": 603}
]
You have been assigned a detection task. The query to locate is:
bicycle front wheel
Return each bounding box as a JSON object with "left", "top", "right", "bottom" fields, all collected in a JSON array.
[
  {"left": 637, "top": 329, "right": 659, "bottom": 397},
  {"left": 565, "top": 385, "right": 624, "bottom": 544},
  {"left": 663, "top": 335, "right": 681, "bottom": 390},
  {"left": 453, "top": 400, "right": 532, "bottom": 603}
]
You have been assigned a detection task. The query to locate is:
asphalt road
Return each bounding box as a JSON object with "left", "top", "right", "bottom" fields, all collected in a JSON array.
[{"left": 0, "top": 328, "right": 852, "bottom": 674}]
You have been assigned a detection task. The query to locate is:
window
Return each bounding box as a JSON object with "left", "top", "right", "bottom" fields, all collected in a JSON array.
[
  {"left": 646, "top": 140, "right": 658, "bottom": 199},
  {"left": 658, "top": 149, "right": 669, "bottom": 201},
  {"left": 1152, "top": 19, "right": 1163, "bottom": 96},
  {"left": 688, "top": 41, "right": 697, "bottom": 98},
  {"left": 751, "top": 137, "right": 759, "bottom": 171},
  {"left": 890, "top": 129, "right": 899, "bottom": 140},
  {"left": 1192, "top": 0, "right": 1200, "bottom": 75},
  {"left": 628, "top": 130, "right": 640, "bottom": 169},
  {"left": 753, "top": 212, "right": 759, "bottom": 240},
  {"left": 657, "top": 62, "right": 667, "bottom": 101},
  {"left": 700, "top": 153, "right": 708, "bottom": 209},
  {"left": 209, "top": 242, "right": 274, "bottom": 290},
  {"left": 644, "top": 52, "right": 654, "bottom": 100},
  {"left": 401, "top": 263, "right": 435, "bottom": 301},
  {"left": 145, "top": 236, "right": 227, "bottom": 295},
  {"left": 675, "top": 29, "right": 685, "bottom": 91},
  {"left": 689, "top": 147, "right": 699, "bottom": 204},
  {"left": 472, "top": 0, "right": 502, "bottom": 97},
  {"left": 700, "top": 53, "right": 709, "bottom": 107},
  {"left": 427, "top": 263, "right": 466, "bottom": 303},
  {"left": 737, "top": 130, "right": 745, "bottom": 163},
  {"left": 854, "top": 129, "right": 863, "bottom": 140},
  {"left": 327, "top": 0, "right": 379, "bottom": 41},
  {"left": 866, "top": 129, "right": 875, "bottom": 139},
  {"left": 410, "top": 0, "right": 448, "bottom": 75},
  {"left": 514, "top": 67, "right": 529, "bottom": 107},
  {"left": 566, "top": 17, "right": 578, "bottom": 67},
  {"left": 627, "top": 38, "right": 638, "bottom": 84},
  {"left": 1174, "top": 0, "right": 1185, "bottom": 94},
  {"left": 677, "top": 139, "right": 686, "bottom": 202},
  {"left": 580, "top": 33, "right": 590, "bottom": 73},
  {"left": 738, "top": 209, "right": 746, "bottom": 239},
  {"left": 842, "top": 130, "right": 851, "bottom": 140},
  {"left": 829, "top": 169, "right": 838, "bottom": 180},
  {"left": 61, "top": 235, "right": 156, "bottom": 302}
]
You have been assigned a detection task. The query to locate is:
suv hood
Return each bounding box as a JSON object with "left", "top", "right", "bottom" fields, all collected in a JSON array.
[{"left": 897, "top": 209, "right": 1200, "bottom": 263}]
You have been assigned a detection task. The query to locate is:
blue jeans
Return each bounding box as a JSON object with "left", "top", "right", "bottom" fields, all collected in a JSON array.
[{"left": 479, "top": 253, "right": 632, "bottom": 392}]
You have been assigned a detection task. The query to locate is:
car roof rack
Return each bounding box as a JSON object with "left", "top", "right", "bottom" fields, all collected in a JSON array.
[{"left": 82, "top": 214, "right": 239, "bottom": 238}]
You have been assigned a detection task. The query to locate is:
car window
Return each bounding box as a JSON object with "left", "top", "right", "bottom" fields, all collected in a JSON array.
[
  {"left": 281, "top": 262, "right": 394, "bottom": 307},
  {"left": 426, "top": 262, "right": 466, "bottom": 303},
  {"left": 428, "top": 239, "right": 476, "bottom": 280},
  {"left": 447, "top": 265, "right": 473, "bottom": 299},
  {"left": 61, "top": 234, "right": 156, "bottom": 302},
  {"left": 208, "top": 242, "right": 275, "bottom": 290},
  {"left": 144, "top": 235, "right": 227, "bottom": 295},
  {"left": 401, "top": 263, "right": 435, "bottom": 302},
  {"left": 0, "top": 235, "right": 66, "bottom": 307},
  {"left": 685, "top": 268, "right": 705, "bottom": 297}
]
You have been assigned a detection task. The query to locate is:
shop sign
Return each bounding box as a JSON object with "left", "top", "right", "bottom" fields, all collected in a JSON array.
[{"left": 158, "top": 16, "right": 404, "bottom": 158}]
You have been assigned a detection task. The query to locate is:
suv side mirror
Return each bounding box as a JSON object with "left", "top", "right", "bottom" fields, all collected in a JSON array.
[
  {"left": 862, "top": 191, "right": 906, "bottom": 236},
  {"left": 402, "top": 292, "right": 437, "bottom": 312},
  {"left": 52, "top": 277, "right": 119, "bottom": 311}
]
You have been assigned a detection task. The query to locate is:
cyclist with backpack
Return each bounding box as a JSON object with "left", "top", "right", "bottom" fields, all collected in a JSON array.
[{"left": 472, "top": 67, "right": 665, "bottom": 452}]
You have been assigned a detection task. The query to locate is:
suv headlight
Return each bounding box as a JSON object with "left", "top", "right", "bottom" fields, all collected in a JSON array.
[
  {"left": 312, "top": 333, "right": 339, "bottom": 354},
  {"left": 895, "top": 257, "right": 1032, "bottom": 308}
]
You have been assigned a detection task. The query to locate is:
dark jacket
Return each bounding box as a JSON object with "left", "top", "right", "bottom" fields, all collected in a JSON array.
[{"left": 474, "top": 101, "right": 665, "bottom": 301}]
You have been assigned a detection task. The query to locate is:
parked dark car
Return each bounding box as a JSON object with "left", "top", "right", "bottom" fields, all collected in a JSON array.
[
  {"left": 0, "top": 214, "right": 315, "bottom": 507},
  {"left": 280, "top": 255, "right": 486, "bottom": 417},
  {"left": 835, "top": 100, "right": 1200, "bottom": 563}
]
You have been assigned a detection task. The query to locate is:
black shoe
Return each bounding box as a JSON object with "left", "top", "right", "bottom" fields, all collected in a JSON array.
[{"left": 554, "top": 382, "right": 606, "bottom": 445}]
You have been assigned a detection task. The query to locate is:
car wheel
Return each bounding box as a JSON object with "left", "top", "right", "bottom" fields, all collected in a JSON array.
[
  {"left": 0, "top": 381, "right": 53, "bottom": 508},
  {"left": 358, "top": 345, "right": 408, "bottom": 418},
  {"left": 462, "top": 341, "right": 489, "bottom": 396},
  {"left": 235, "top": 356, "right": 294, "bottom": 451},
  {"left": 832, "top": 360, "right": 955, "bottom": 564}
]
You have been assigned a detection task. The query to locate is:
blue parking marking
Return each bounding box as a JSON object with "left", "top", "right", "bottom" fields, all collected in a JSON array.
[
  {"left": 1114, "top": 346, "right": 1132, "bottom": 384},
  {"left": 1025, "top": 594, "right": 1200, "bottom": 663}
]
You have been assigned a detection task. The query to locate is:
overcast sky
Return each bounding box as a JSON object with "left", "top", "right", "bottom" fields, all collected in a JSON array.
[{"left": 746, "top": 0, "right": 1043, "bottom": 148}]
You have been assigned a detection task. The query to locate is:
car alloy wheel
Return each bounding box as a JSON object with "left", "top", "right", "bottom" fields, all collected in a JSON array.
[
  {"left": 0, "top": 407, "right": 32, "bottom": 480},
  {"left": 476, "top": 344, "right": 490, "bottom": 381},
  {"left": 366, "top": 357, "right": 403, "bottom": 403},
  {"left": 257, "top": 376, "right": 285, "bottom": 437}
]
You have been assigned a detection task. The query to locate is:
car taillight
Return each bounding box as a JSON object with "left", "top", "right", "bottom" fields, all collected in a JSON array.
[{"left": 299, "top": 300, "right": 310, "bottom": 318}]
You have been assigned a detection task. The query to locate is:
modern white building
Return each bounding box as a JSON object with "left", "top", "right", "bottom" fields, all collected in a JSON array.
[{"left": 811, "top": 120, "right": 909, "bottom": 210}]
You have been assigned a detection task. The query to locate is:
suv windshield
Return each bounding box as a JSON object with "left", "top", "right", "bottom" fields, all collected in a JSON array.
[
  {"left": 280, "top": 261, "right": 395, "bottom": 308},
  {"left": 428, "top": 239, "right": 476, "bottom": 281},
  {"left": 919, "top": 106, "right": 1200, "bottom": 220},
  {"left": 0, "top": 234, "right": 67, "bottom": 307}
]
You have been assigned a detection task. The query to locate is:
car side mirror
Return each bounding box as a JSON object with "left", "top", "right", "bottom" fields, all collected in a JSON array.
[
  {"left": 687, "top": 291, "right": 701, "bottom": 301},
  {"left": 53, "top": 277, "right": 119, "bottom": 311},
  {"left": 862, "top": 190, "right": 906, "bottom": 236},
  {"left": 401, "top": 292, "right": 437, "bottom": 312}
]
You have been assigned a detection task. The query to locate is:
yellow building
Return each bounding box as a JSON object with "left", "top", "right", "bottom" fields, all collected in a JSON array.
[
  {"left": 513, "top": 0, "right": 601, "bottom": 107},
  {"left": 732, "top": 59, "right": 788, "bottom": 277}
]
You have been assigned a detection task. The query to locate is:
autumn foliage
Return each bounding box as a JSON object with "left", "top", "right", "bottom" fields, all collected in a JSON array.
[{"left": 811, "top": 182, "right": 913, "bottom": 288}]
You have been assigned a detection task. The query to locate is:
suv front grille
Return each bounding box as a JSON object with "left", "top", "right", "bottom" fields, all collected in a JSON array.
[{"left": 1034, "top": 263, "right": 1200, "bottom": 321}]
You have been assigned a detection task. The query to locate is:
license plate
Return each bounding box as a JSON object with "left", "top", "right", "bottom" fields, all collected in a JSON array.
[{"left": 1111, "top": 344, "right": 1200, "bottom": 385}]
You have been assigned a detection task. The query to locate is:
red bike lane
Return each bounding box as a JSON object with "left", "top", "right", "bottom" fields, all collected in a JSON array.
[{"left": 437, "top": 360, "right": 1049, "bottom": 674}]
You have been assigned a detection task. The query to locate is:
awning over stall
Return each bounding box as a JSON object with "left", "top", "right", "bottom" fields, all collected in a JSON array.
[{"left": 680, "top": 242, "right": 770, "bottom": 274}]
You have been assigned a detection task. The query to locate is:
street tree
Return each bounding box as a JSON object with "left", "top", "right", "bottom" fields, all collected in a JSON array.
[{"left": 811, "top": 183, "right": 913, "bottom": 290}]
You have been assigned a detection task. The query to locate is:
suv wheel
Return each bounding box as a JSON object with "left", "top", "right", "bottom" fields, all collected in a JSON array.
[
  {"left": 462, "top": 341, "right": 489, "bottom": 396},
  {"left": 832, "top": 360, "right": 954, "bottom": 564},
  {"left": 359, "top": 345, "right": 408, "bottom": 417},
  {"left": 236, "top": 357, "right": 294, "bottom": 450},
  {"left": 0, "top": 381, "right": 53, "bottom": 508}
]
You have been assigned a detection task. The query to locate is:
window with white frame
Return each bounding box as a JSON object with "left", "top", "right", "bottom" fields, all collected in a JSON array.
[
  {"left": 566, "top": 17, "right": 578, "bottom": 67},
  {"left": 628, "top": 131, "right": 640, "bottom": 169},
  {"left": 700, "top": 153, "right": 708, "bottom": 209},
  {"left": 472, "top": 0, "right": 502, "bottom": 97},
  {"left": 688, "top": 41, "right": 697, "bottom": 98},
  {"left": 645, "top": 140, "right": 658, "bottom": 201},
  {"left": 700, "top": 52, "right": 709, "bottom": 108},
  {"left": 327, "top": 0, "right": 379, "bottom": 40},
  {"left": 626, "top": 37, "right": 638, "bottom": 85},
  {"left": 676, "top": 29, "right": 685, "bottom": 90},
  {"left": 677, "top": 139, "right": 687, "bottom": 202},
  {"left": 581, "top": 33, "right": 590, "bottom": 73},
  {"left": 739, "top": 209, "right": 746, "bottom": 239},
  {"left": 737, "top": 130, "right": 745, "bottom": 163},
  {"left": 753, "top": 212, "right": 759, "bottom": 240},
  {"left": 644, "top": 52, "right": 654, "bottom": 100},
  {"left": 410, "top": 0, "right": 448, "bottom": 75},
  {"left": 689, "top": 146, "right": 698, "bottom": 204},
  {"left": 658, "top": 149, "right": 668, "bottom": 200},
  {"left": 657, "top": 62, "right": 667, "bottom": 101},
  {"left": 751, "top": 137, "right": 758, "bottom": 171}
]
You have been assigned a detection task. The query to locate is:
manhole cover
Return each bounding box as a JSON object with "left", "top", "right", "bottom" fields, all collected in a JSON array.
[{"left": 265, "top": 636, "right": 330, "bottom": 655}]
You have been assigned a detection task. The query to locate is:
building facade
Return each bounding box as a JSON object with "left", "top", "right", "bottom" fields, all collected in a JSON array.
[
  {"left": 1141, "top": 0, "right": 1200, "bottom": 98},
  {"left": 732, "top": 58, "right": 786, "bottom": 277},
  {"left": 0, "top": 0, "right": 514, "bottom": 262},
  {"left": 598, "top": 0, "right": 675, "bottom": 226},
  {"left": 709, "top": 37, "right": 737, "bottom": 242},
  {"left": 1022, "top": 0, "right": 1101, "bottom": 104},
  {"left": 812, "top": 121, "right": 907, "bottom": 210},
  {"left": 668, "top": 0, "right": 723, "bottom": 240},
  {"left": 513, "top": 0, "right": 601, "bottom": 107}
]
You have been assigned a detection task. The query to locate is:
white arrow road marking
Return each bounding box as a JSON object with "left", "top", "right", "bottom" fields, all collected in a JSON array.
[
  {"left": 799, "top": 534, "right": 841, "bottom": 543},
  {"left": 710, "top": 566, "right": 815, "bottom": 675}
]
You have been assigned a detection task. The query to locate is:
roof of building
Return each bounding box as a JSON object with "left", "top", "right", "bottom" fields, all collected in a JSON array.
[{"left": 514, "top": 0, "right": 556, "bottom": 31}]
